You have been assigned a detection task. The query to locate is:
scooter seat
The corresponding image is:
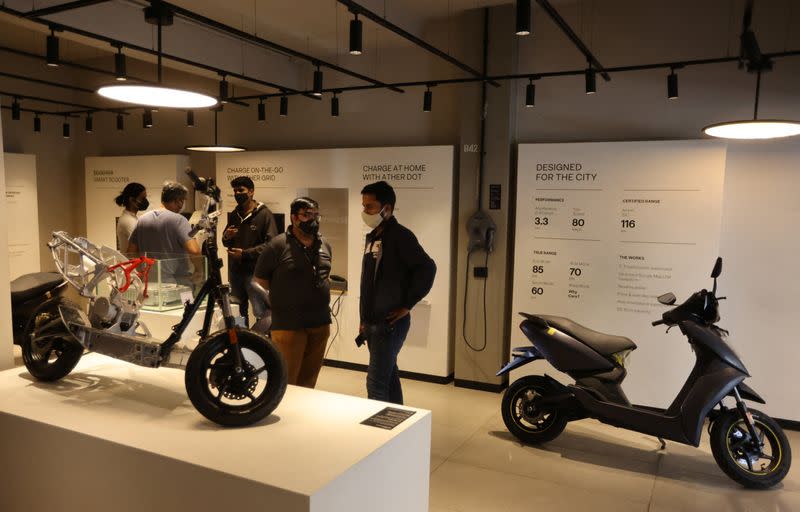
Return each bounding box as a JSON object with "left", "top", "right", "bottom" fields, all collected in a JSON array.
[
  {"left": 538, "top": 315, "right": 637, "bottom": 356},
  {"left": 10, "top": 272, "right": 64, "bottom": 305}
]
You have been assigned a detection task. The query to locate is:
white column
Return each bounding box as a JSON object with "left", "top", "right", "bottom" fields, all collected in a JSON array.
[{"left": 0, "top": 99, "right": 14, "bottom": 370}]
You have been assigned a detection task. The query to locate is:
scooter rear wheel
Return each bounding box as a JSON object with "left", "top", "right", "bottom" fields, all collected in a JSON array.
[
  {"left": 502, "top": 376, "right": 567, "bottom": 444},
  {"left": 185, "top": 329, "right": 287, "bottom": 427},
  {"left": 21, "top": 298, "right": 83, "bottom": 382},
  {"left": 710, "top": 408, "right": 792, "bottom": 489}
]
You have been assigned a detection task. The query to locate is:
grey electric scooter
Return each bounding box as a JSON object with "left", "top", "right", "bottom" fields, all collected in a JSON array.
[{"left": 498, "top": 258, "right": 791, "bottom": 489}]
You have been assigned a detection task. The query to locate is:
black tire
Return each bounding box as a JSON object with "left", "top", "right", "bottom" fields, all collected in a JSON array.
[
  {"left": 185, "top": 329, "right": 287, "bottom": 427},
  {"left": 21, "top": 298, "right": 83, "bottom": 381},
  {"left": 502, "top": 376, "right": 568, "bottom": 444},
  {"left": 710, "top": 408, "right": 792, "bottom": 489}
]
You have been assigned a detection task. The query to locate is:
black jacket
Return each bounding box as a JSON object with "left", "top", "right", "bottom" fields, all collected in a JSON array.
[
  {"left": 222, "top": 202, "right": 278, "bottom": 273},
  {"left": 360, "top": 216, "right": 436, "bottom": 323}
]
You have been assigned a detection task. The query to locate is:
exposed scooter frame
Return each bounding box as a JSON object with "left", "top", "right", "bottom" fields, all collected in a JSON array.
[
  {"left": 498, "top": 258, "right": 791, "bottom": 489},
  {"left": 21, "top": 169, "right": 287, "bottom": 427}
]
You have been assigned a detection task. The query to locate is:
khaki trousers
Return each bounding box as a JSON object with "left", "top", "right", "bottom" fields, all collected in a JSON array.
[{"left": 270, "top": 325, "right": 331, "bottom": 388}]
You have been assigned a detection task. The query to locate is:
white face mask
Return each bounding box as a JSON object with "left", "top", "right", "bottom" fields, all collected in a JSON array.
[{"left": 361, "top": 206, "right": 386, "bottom": 229}]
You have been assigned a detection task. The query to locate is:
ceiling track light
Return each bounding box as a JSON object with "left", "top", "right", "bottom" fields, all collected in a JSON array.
[
  {"left": 46, "top": 28, "right": 59, "bottom": 67},
  {"left": 423, "top": 86, "right": 433, "bottom": 113},
  {"left": 331, "top": 93, "right": 340, "bottom": 117},
  {"left": 585, "top": 65, "right": 597, "bottom": 95},
  {"left": 186, "top": 110, "right": 195, "bottom": 127},
  {"left": 85, "top": 113, "right": 93, "bottom": 133},
  {"left": 11, "top": 97, "right": 21, "bottom": 120},
  {"left": 219, "top": 75, "right": 229, "bottom": 104},
  {"left": 143, "top": 108, "right": 153, "bottom": 128},
  {"left": 62, "top": 118, "right": 70, "bottom": 139},
  {"left": 33, "top": 113, "right": 41, "bottom": 133},
  {"left": 667, "top": 68, "right": 679, "bottom": 100},
  {"left": 349, "top": 13, "right": 363, "bottom": 55},
  {"left": 703, "top": 67, "right": 800, "bottom": 139},
  {"left": 525, "top": 78, "right": 536, "bottom": 108},
  {"left": 515, "top": 0, "right": 532, "bottom": 36},
  {"left": 258, "top": 98, "right": 266, "bottom": 122},
  {"left": 280, "top": 95, "right": 289, "bottom": 117},
  {"left": 116, "top": 113, "right": 124, "bottom": 131},
  {"left": 114, "top": 47, "right": 127, "bottom": 81},
  {"left": 313, "top": 65, "right": 323, "bottom": 97}
]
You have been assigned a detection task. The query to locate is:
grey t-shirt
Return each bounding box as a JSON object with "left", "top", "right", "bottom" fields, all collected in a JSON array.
[{"left": 129, "top": 209, "right": 193, "bottom": 283}]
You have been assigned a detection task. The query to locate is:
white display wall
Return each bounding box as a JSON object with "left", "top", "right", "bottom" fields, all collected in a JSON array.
[
  {"left": 3, "top": 153, "right": 39, "bottom": 279},
  {"left": 85, "top": 155, "right": 191, "bottom": 251},
  {"left": 217, "top": 146, "right": 454, "bottom": 378},
  {"left": 511, "top": 141, "right": 726, "bottom": 408},
  {"left": 0, "top": 117, "right": 12, "bottom": 371}
]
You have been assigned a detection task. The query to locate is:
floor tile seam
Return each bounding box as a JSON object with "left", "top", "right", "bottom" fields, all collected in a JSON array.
[
  {"left": 438, "top": 458, "right": 655, "bottom": 505},
  {"left": 434, "top": 416, "right": 490, "bottom": 462},
  {"left": 647, "top": 452, "right": 666, "bottom": 512}
]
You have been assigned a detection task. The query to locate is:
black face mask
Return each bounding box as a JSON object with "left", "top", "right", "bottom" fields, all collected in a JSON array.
[
  {"left": 234, "top": 193, "right": 249, "bottom": 206},
  {"left": 135, "top": 198, "right": 149, "bottom": 211},
  {"left": 298, "top": 219, "right": 319, "bottom": 236}
]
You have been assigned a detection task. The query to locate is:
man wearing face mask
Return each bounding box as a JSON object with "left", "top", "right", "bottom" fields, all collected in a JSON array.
[
  {"left": 359, "top": 181, "right": 436, "bottom": 405},
  {"left": 253, "top": 197, "right": 332, "bottom": 388},
  {"left": 221, "top": 176, "right": 278, "bottom": 327}
]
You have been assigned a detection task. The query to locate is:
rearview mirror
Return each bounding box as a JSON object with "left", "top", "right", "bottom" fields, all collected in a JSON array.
[
  {"left": 711, "top": 257, "right": 723, "bottom": 279},
  {"left": 658, "top": 292, "right": 677, "bottom": 305}
]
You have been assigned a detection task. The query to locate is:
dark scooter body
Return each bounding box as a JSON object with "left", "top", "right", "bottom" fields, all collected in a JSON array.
[
  {"left": 499, "top": 258, "right": 791, "bottom": 489},
  {"left": 11, "top": 272, "right": 67, "bottom": 345}
]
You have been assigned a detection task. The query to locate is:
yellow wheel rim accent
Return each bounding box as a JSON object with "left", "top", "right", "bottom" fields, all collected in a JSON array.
[{"left": 725, "top": 417, "right": 783, "bottom": 475}]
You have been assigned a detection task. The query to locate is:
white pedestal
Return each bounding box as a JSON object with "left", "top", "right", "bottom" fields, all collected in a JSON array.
[{"left": 0, "top": 354, "right": 431, "bottom": 512}]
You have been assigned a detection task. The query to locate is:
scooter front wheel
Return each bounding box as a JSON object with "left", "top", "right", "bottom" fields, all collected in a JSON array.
[
  {"left": 502, "top": 376, "right": 568, "bottom": 444},
  {"left": 185, "top": 329, "right": 287, "bottom": 427},
  {"left": 21, "top": 298, "right": 83, "bottom": 382},
  {"left": 710, "top": 408, "right": 792, "bottom": 489}
]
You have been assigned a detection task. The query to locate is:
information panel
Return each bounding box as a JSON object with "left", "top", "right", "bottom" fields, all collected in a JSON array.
[
  {"left": 512, "top": 141, "right": 726, "bottom": 407},
  {"left": 4, "top": 153, "right": 39, "bottom": 279}
]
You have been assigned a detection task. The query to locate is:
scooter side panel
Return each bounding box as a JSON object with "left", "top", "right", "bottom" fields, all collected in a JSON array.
[
  {"left": 521, "top": 320, "right": 614, "bottom": 373},
  {"left": 679, "top": 364, "right": 747, "bottom": 446}
]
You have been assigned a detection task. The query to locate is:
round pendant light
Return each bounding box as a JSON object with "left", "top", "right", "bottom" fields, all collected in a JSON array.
[
  {"left": 185, "top": 109, "right": 246, "bottom": 152},
  {"left": 98, "top": 85, "right": 217, "bottom": 109},
  {"left": 703, "top": 68, "right": 800, "bottom": 140}
]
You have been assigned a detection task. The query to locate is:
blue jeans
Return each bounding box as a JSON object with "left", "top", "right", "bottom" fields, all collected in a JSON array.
[
  {"left": 228, "top": 270, "right": 267, "bottom": 327},
  {"left": 366, "top": 314, "right": 411, "bottom": 405}
]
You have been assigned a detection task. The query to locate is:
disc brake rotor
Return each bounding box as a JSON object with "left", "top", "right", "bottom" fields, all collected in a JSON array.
[
  {"left": 520, "top": 389, "right": 547, "bottom": 423},
  {"left": 209, "top": 355, "right": 258, "bottom": 400}
]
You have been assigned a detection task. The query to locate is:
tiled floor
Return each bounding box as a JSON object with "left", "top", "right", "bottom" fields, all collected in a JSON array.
[
  {"left": 11, "top": 347, "right": 799, "bottom": 511},
  {"left": 315, "top": 364, "right": 800, "bottom": 512}
]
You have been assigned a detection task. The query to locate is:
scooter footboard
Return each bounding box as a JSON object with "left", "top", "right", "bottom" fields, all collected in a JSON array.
[{"left": 571, "top": 386, "right": 691, "bottom": 444}]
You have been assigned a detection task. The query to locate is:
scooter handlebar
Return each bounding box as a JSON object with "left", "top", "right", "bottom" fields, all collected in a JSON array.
[{"left": 652, "top": 319, "right": 665, "bottom": 326}]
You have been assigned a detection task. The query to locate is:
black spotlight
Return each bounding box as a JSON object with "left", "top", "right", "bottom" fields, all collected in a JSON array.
[
  {"left": 46, "top": 29, "right": 60, "bottom": 67},
  {"left": 280, "top": 95, "right": 289, "bottom": 117},
  {"left": 115, "top": 48, "right": 127, "bottom": 81},
  {"left": 63, "top": 119, "right": 70, "bottom": 139},
  {"left": 585, "top": 66, "right": 596, "bottom": 95},
  {"left": 525, "top": 79, "right": 535, "bottom": 108},
  {"left": 11, "top": 98, "right": 21, "bottom": 120},
  {"left": 516, "top": 0, "right": 531, "bottom": 36},
  {"left": 331, "top": 93, "right": 340, "bottom": 117},
  {"left": 143, "top": 108, "right": 153, "bottom": 128},
  {"left": 186, "top": 110, "right": 195, "bottom": 127},
  {"left": 349, "top": 14, "right": 363, "bottom": 55},
  {"left": 85, "top": 113, "right": 93, "bottom": 133},
  {"left": 219, "top": 76, "right": 229, "bottom": 103},
  {"left": 667, "top": 70, "right": 679, "bottom": 100},
  {"left": 313, "top": 65, "right": 323, "bottom": 97},
  {"left": 34, "top": 114, "right": 41, "bottom": 133},
  {"left": 423, "top": 86, "right": 432, "bottom": 113},
  {"left": 258, "top": 98, "right": 266, "bottom": 122}
]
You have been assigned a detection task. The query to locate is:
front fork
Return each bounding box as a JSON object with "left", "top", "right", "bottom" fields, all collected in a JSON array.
[
  {"left": 218, "top": 284, "right": 244, "bottom": 372},
  {"left": 732, "top": 386, "right": 764, "bottom": 451}
]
